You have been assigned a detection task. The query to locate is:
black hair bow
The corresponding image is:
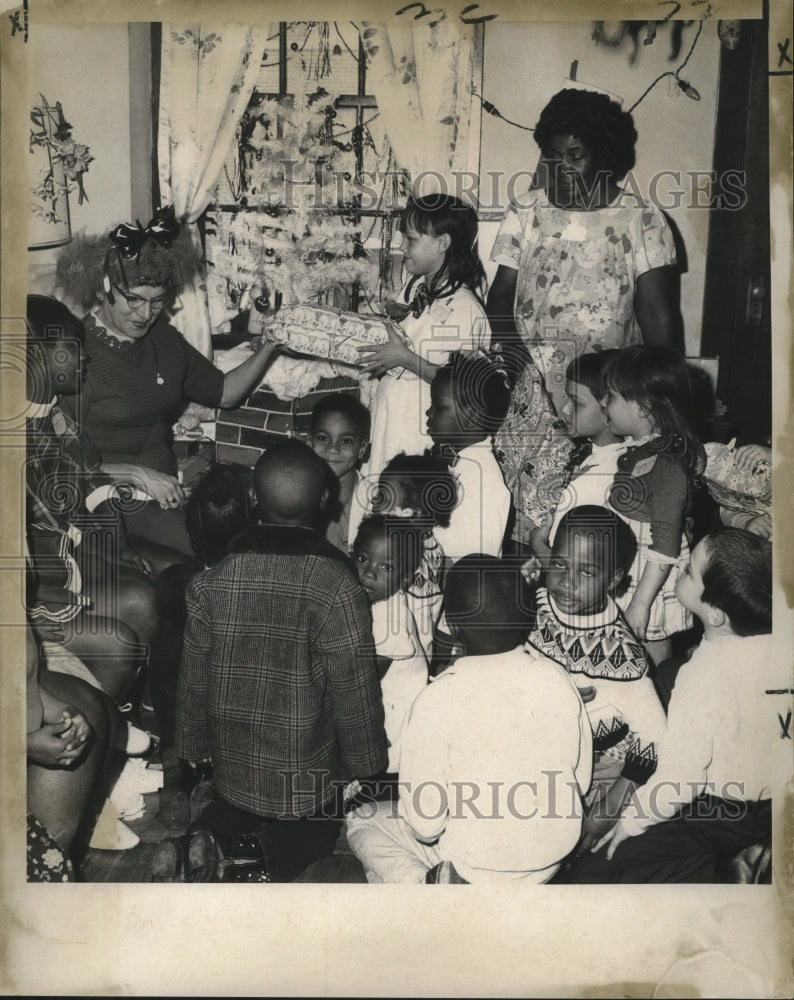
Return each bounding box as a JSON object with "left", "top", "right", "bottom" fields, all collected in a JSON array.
[{"left": 109, "top": 205, "right": 181, "bottom": 259}]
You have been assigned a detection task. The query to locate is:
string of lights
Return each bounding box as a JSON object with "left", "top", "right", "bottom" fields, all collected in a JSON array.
[
  {"left": 627, "top": 20, "right": 703, "bottom": 112},
  {"left": 473, "top": 91, "right": 535, "bottom": 131},
  {"left": 472, "top": 20, "right": 704, "bottom": 131}
]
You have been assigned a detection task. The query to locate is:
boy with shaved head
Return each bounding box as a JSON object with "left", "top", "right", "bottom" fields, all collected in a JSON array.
[
  {"left": 346, "top": 554, "right": 592, "bottom": 884},
  {"left": 162, "top": 439, "right": 388, "bottom": 882}
]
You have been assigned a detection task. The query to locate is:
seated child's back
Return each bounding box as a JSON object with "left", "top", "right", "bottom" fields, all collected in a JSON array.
[{"left": 347, "top": 554, "right": 592, "bottom": 884}]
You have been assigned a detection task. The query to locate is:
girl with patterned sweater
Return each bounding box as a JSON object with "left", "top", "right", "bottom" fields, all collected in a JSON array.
[{"left": 525, "top": 506, "right": 667, "bottom": 853}]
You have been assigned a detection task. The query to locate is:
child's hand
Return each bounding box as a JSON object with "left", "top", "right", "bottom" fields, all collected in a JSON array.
[
  {"left": 577, "top": 810, "right": 619, "bottom": 856},
  {"left": 529, "top": 522, "right": 552, "bottom": 559},
  {"left": 357, "top": 323, "right": 412, "bottom": 376},
  {"left": 592, "top": 822, "right": 631, "bottom": 861},
  {"left": 624, "top": 600, "right": 651, "bottom": 641},
  {"left": 119, "top": 547, "right": 154, "bottom": 577},
  {"left": 742, "top": 513, "right": 772, "bottom": 538}
]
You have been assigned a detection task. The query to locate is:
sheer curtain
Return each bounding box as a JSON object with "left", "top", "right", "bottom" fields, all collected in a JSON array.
[
  {"left": 158, "top": 23, "right": 269, "bottom": 356},
  {"left": 360, "top": 18, "right": 480, "bottom": 199}
]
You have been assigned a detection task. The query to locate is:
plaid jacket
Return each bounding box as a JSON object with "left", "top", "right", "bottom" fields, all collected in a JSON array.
[
  {"left": 26, "top": 399, "right": 120, "bottom": 621},
  {"left": 176, "top": 525, "right": 388, "bottom": 818}
]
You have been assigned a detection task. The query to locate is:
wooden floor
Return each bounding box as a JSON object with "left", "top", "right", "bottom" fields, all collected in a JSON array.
[{"left": 76, "top": 707, "right": 367, "bottom": 884}]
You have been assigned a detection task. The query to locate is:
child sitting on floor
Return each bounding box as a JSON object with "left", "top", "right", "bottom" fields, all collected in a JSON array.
[
  {"left": 567, "top": 528, "right": 777, "bottom": 883},
  {"left": 426, "top": 352, "right": 512, "bottom": 564},
  {"left": 346, "top": 554, "right": 592, "bottom": 884},
  {"left": 525, "top": 505, "right": 667, "bottom": 854},
  {"left": 370, "top": 452, "right": 458, "bottom": 658},
  {"left": 308, "top": 393, "right": 370, "bottom": 553},
  {"left": 352, "top": 514, "right": 429, "bottom": 776}
]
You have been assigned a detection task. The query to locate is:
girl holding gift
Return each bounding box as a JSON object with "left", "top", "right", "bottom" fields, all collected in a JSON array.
[{"left": 357, "top": 195, "right": 492, "bottom": 480}]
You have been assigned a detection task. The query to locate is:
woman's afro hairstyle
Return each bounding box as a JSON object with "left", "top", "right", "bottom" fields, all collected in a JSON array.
[{"left": 534, "top": 88, "right": 638, "bottom": 181}]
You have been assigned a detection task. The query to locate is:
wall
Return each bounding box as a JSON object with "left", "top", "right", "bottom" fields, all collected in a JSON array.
[
  {"left": 27, "top": 22, "right": 132, "bottom": 295},
  {"left": 479, "top": 19, "right": 722, "bottom": 357},
  {"left": 24, "top": 18, "right": 722, "bottom": 357}
]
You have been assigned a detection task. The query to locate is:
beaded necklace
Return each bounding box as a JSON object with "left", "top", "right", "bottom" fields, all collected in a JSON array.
[{"left": 86, "top": 310, "right": 165, "bottom": 386}]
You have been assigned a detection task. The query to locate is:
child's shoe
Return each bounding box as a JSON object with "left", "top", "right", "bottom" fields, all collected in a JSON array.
[
  {"left": 425, "top": 860, "right": 468, "bottom": 883},
  {"left": 89, "top": 799, "right": 140, "bottom": 851},
  {"left": 158, "top": 746, "right": 191, "bottom": 830},
  {"left": 110, "top": 758, "right": 164, "bottom": 820},
  {"left": 116, "top": 719, "right": 153, "bottom": 757},
  {"left": 151, "top": 829, "right": 217, "bottom": 882}
]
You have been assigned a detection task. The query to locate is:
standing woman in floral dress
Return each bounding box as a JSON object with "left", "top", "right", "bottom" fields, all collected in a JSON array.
[{"left": 486, "top": 88, "right": 681, "bottom": 555}]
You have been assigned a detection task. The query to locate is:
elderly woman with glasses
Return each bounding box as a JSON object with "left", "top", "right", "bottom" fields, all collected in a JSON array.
[{"left": 55, "top": 206, "right": 276, "bottom": 556}]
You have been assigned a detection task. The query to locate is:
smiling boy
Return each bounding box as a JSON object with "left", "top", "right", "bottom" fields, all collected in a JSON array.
[
  {"left": 308, "top": 393, "right": 370, "bottom": 553},
  {"left": 526, "top": 505, "right": 667, "bottom": 855}
]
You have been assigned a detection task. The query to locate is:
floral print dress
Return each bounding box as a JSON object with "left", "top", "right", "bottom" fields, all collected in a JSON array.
[
  {"left": 27, "top": 812, "right": 74, "bottom": 882},
  {"left": 490, "top": 187, "right": 676, "bottom": 542}
]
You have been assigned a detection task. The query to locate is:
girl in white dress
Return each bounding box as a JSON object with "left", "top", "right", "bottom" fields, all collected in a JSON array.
[{"left": 357, "top": 195, "right": 491, "bottom": 481}]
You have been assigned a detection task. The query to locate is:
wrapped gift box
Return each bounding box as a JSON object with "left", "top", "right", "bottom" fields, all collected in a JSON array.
[
  {"left": 703, "top": 440, "right": 771, "bottom": 516},
  {"left": 264, "top": 305, "right": 397, "bottom": 366}
]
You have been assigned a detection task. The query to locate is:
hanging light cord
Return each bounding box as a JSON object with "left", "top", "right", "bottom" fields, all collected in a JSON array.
[
  {"left": 473, "top": 91, "right": 535, "bottom": 131},
  {"left": 627, "top": 20, "right": 703, "bottom": 113}
]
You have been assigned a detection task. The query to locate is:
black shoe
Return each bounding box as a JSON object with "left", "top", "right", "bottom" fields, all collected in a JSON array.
[{"left": 151, "top": 829, "right": 217, "bottom": 882}]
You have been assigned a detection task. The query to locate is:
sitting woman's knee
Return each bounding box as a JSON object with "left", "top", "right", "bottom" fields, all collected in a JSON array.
[{"left": 38, "top": 671, "right": 112, "bottom": 744}]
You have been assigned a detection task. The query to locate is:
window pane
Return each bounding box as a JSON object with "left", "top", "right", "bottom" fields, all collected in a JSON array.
[{"left": 256, "top": 23, "right": 283, "bottom": 94}]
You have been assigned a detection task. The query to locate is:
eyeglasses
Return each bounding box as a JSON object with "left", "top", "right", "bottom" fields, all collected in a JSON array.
[{"left": 112, "top": 285, "right": 170, "bottom": 314}]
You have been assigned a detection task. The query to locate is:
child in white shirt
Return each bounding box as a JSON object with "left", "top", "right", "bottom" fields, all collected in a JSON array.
[
  {"left": 351, "top": 514, "right": 429, "bottom": 775},
  {"left": 347, "top": 554, "right": 592, "bottom": 884},
  {"left": 426, "top": 352, "right": 512, "bottom": 564},
  {"left": 425, "top": 352, "right": 513, "bottom": 671},
  {"left": 567, "top": 528, "right": 777, "bottom": 883}
]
